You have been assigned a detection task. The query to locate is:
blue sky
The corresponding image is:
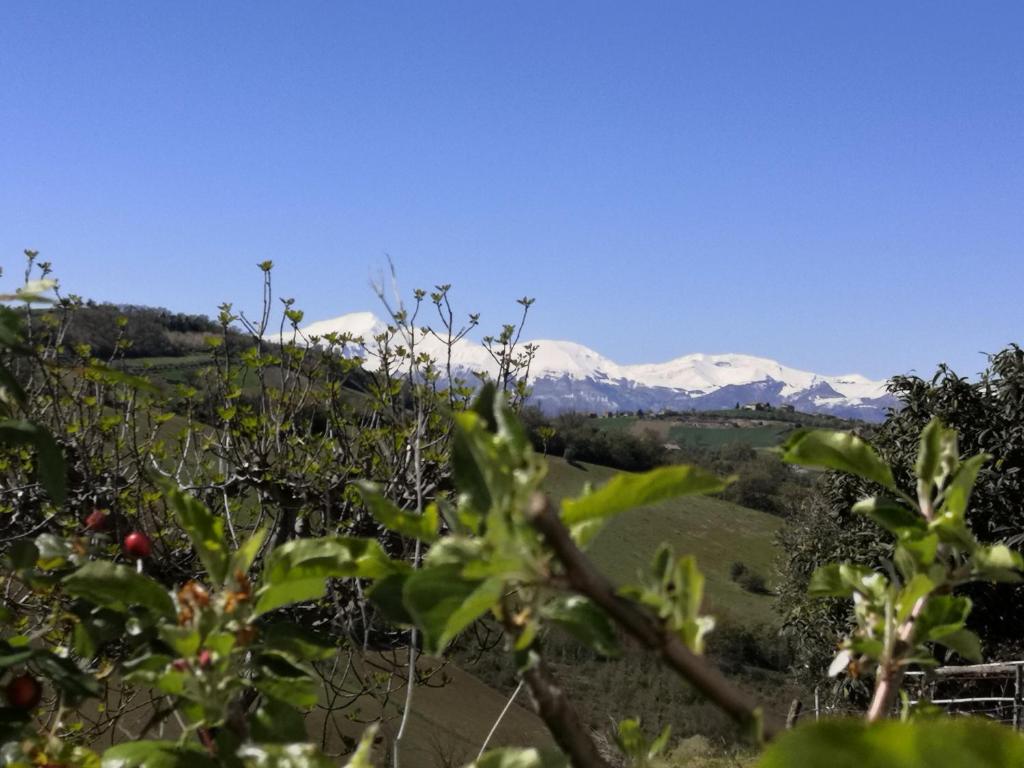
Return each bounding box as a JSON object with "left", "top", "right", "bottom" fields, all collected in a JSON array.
[{"left": 2, "top": 2, "right": 1022, "bottom": 380}]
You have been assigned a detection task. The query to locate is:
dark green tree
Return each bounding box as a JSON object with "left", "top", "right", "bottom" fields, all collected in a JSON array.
[{"left": 779, "top": 345, "right": 1024, "bottom": 683}]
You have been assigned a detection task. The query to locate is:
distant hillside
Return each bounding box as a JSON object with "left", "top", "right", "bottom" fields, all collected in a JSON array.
[
  {"left": 51, "top": 302, "right": 896, "bottom": 420},
  {"left": 543, "top": 456, "right": 783, "bottom": 627}
]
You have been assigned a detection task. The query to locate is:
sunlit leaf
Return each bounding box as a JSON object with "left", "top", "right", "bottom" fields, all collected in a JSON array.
[
  {"left": 402, "top": 564, "right": 503, "bottom": 653},
  {"left": 101, "top": 742, "right": 217, "bottom": 768},
  {"left": 756, "top": 718, "right": 1024, "bottom": 767},
  {"left": 561, "top": 465, "right": 730, "bottom": 525},
  {"left": 163, "top": 482, "right": 228, "bottom": 584},
  {"left": 781, "top": 429, "right": 895, "bottom": 491},
  {"left": 541, "top": 596, "right": 620, "bottom": 658},
  {"left": 63, "top": 561, "right": 175, "bottom": 620},
  {"left": 356, "top": 482, "right": 439, "bottom": 542}
]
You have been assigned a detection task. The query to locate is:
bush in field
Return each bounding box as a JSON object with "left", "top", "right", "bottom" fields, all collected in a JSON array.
[
  {"left": 521, "top": 408, "right": 665, "bottom": 471},
  {"left": 729, "top": 562, "right": 771, "bottom": 596}
]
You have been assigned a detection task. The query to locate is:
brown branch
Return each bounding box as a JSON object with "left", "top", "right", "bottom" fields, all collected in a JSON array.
[
  {"left": 521, "top": 657, "right": 612, "bottom": 768},
  {"left": 527, "top": 493, "right": 782, "bottom": 741},
  {"left": 499, "top": 596, "right": 611, "bottom": 768}
]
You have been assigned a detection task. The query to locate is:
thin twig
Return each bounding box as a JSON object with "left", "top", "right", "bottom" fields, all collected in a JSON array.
[{"left": 477, "top": 679, "right": 525, "bottom": 761}]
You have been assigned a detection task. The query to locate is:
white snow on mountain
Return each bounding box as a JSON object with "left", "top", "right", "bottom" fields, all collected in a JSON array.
[
  {"left": 527, "top": 340, "right": 621, "bottom": 381},
  {"left": 294, "top": 312, "right": 893, "bottom": 417},
  {"left": 299, "top": 311, "right": 388, "bottom": 342},
  {"left": 620, "top": 353, "right": 887, "bottom": 403}
]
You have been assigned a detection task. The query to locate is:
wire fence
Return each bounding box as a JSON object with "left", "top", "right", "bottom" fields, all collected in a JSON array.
[{"left": 810, "top": 661, "right": 1024, "bottom": 727}]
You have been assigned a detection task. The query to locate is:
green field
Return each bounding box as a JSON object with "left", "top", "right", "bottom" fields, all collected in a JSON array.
[
  {"left": 543, "top": 457, "right": 783, "bottom": 626},
  {"left": 667, "top": 423, "right": 792, "bottom": 449},
  {"left": 594, "top": 414, "right": 639, "bottom": 433},
  {"left": 592, "top": 414, "right": 794, "bottom": 449}
]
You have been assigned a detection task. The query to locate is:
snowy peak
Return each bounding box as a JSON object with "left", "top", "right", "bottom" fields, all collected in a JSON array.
[
  {"left": 300, "top": 311, "right": 388, "bottom": 341},
  {"left": 621, "top": 352, "right": 887, "bottom": 402},
  {"left": 528, "top": 340, "right": 620, "bottom": 380},
  {"left": 297, "top": 312, "right": 895, "bottom": 420}
]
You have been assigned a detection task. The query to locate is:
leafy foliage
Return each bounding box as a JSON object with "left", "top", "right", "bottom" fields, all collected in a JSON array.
[
  {"left": 779, "top": 346, "right": 1024, "bottom": 682},
  {"left": 5, "top": 252, "right": 1024, "bottom": 767}
]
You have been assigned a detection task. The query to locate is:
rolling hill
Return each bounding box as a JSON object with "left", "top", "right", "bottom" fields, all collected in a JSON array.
[{"left": 543, "top": 456, "right": 783, "bottom": 626}]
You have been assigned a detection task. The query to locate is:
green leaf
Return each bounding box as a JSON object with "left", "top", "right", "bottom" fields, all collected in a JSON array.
[
  {"left": 852, "top": 497, "right": 924, "bottom": 535},
  {"left": 7, "top": 540, "right": 39, "bottom": 570},
  {"left": 933, "top": 628, "right": 983, "bottom": 662},
  {"left": 781, "top": 429, "right": 895, "bottom": 491},
  {"left": 612, "top": 717, "right": 671, "bottom": 762},
  {"left": 402, "top": 564, "right": 504, "bottom": 653},
  {"left": 230, "top": 528, "right": 267, "bottom": 577},
  {"left": 940, "top": 453, "right": 989, "bottom": 521},
  {"left": 971, "top": 544, "right": 1024, "bottom": 583},
  {"left": 451, "top": 410, "right": 496, "bottom": 517},
  {"left": 669, "top": 555, "right": 715, "bottom": 655},
  {"left": 0, "top": 364, "right": 27, "bottom": 407},
  {"left": 541, "top": 596, "right": 620, "bottom": 658},
  {"left": 158, "top": 625, "right": 200, "bottom": 658},
  {"left": 900, "top": 531, "right": 939, "bottom": 569},
  {"left": 492, "top": 390, "right": 531, "bottom": 457},
  {"left": 254, "top": 652, "right": 318, "bottom": 709},
  {"left": 356, "top": 482, "right": 440, "bottom": 542},
  {"left": 807, "top": 563, "right": 885, "bottom": 599},
  {"left": 568, "top": 518, "right": 606, "bottom": 549},
  {"left": 163, "top": 483, "right": 228, "bottom": 584},
  {"left": 33, "top": 651, "right": 102, "bottom": 702},
  {"left": 0, "top": 640, "right": 35, "bottom": 668},
  {"left": 756, "top": 717, "right": 1024, "bottom": 768},
  {"left": 807, "top": 564, "right": 848, "bottom": 597},
  {"left": 262, "top": 623, "right": 337, "bottom": 661},
  {"left": 0, "top": 419, "right": 66, "bottom": 504},
  {"left": 71, "top": 606, "right": 125, "bottom": 658},
  {"left": 249, "top": 696, "right": 309, "bottom": 745},
  {"left": 560, "top": 465, "right": 730, "bottom": 525},
  {"left": 342, "top": 725, "right": 378, "bottom": 768},
  {"left": 101, "top": 741, "right": 217, "bottom": 768},
  {"left": 254, "top": 536, "right": 403, "bottom": 616},
  {"left": 366, "top": 573, "right": 413, "bottom": 625},
  {"left": 896, "top": 574, "right": 934, "bottom": 623},
  {"left": 471, "top": 381, "right": 499, "bottom": 431},
  {"left": 915, "top": 417, "right": 955, "bottom": 488},
  {"left": 63, "top": 561, "right": 175, "bottom": 620},
  {"left": 916, "top": 596, "right": 972, "bottom": 643}
]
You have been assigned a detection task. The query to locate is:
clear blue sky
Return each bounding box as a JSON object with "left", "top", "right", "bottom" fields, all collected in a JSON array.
[{"left": 2, "top": 2, "right": 1022, "bottom": 380}]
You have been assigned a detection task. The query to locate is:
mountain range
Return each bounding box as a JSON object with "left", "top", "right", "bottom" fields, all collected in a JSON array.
[{"left": 296, "top": 312, "right": 898, "bottom": 422}]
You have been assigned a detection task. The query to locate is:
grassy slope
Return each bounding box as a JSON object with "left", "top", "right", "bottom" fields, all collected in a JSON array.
[
  {"left": 667, "top": 423, "right": 792, "bottom": 449},
  {"left": 594, "top": 414, "right": 794, "bottom": 449},
  {"left": 544, "top": 456, "right": 782, "bottom": 626},
  {"left": 385, "top": 457, "right": 783, "bottom": 763}
]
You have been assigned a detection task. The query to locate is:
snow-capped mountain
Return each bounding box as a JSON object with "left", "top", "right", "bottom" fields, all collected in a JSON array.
[{"left": 295, "top": 312, "right": 897, "bottom": 421}]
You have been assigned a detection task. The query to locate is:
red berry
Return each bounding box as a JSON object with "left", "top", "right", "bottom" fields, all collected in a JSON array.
[
  {"left": 197, "top": 649, "right": 212, "bottom": 669},
  {"left": 123, "top": 531, "right": 152, "bottom": 559},
  {"left": 85, "top": 508, "right": 110, "bottom": 532},
  {"left": 5, "top": 673, "right": 42, "bottom": 710},
  {"left": 171, "top": 658, "right": 189, "bottom": 672}
]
